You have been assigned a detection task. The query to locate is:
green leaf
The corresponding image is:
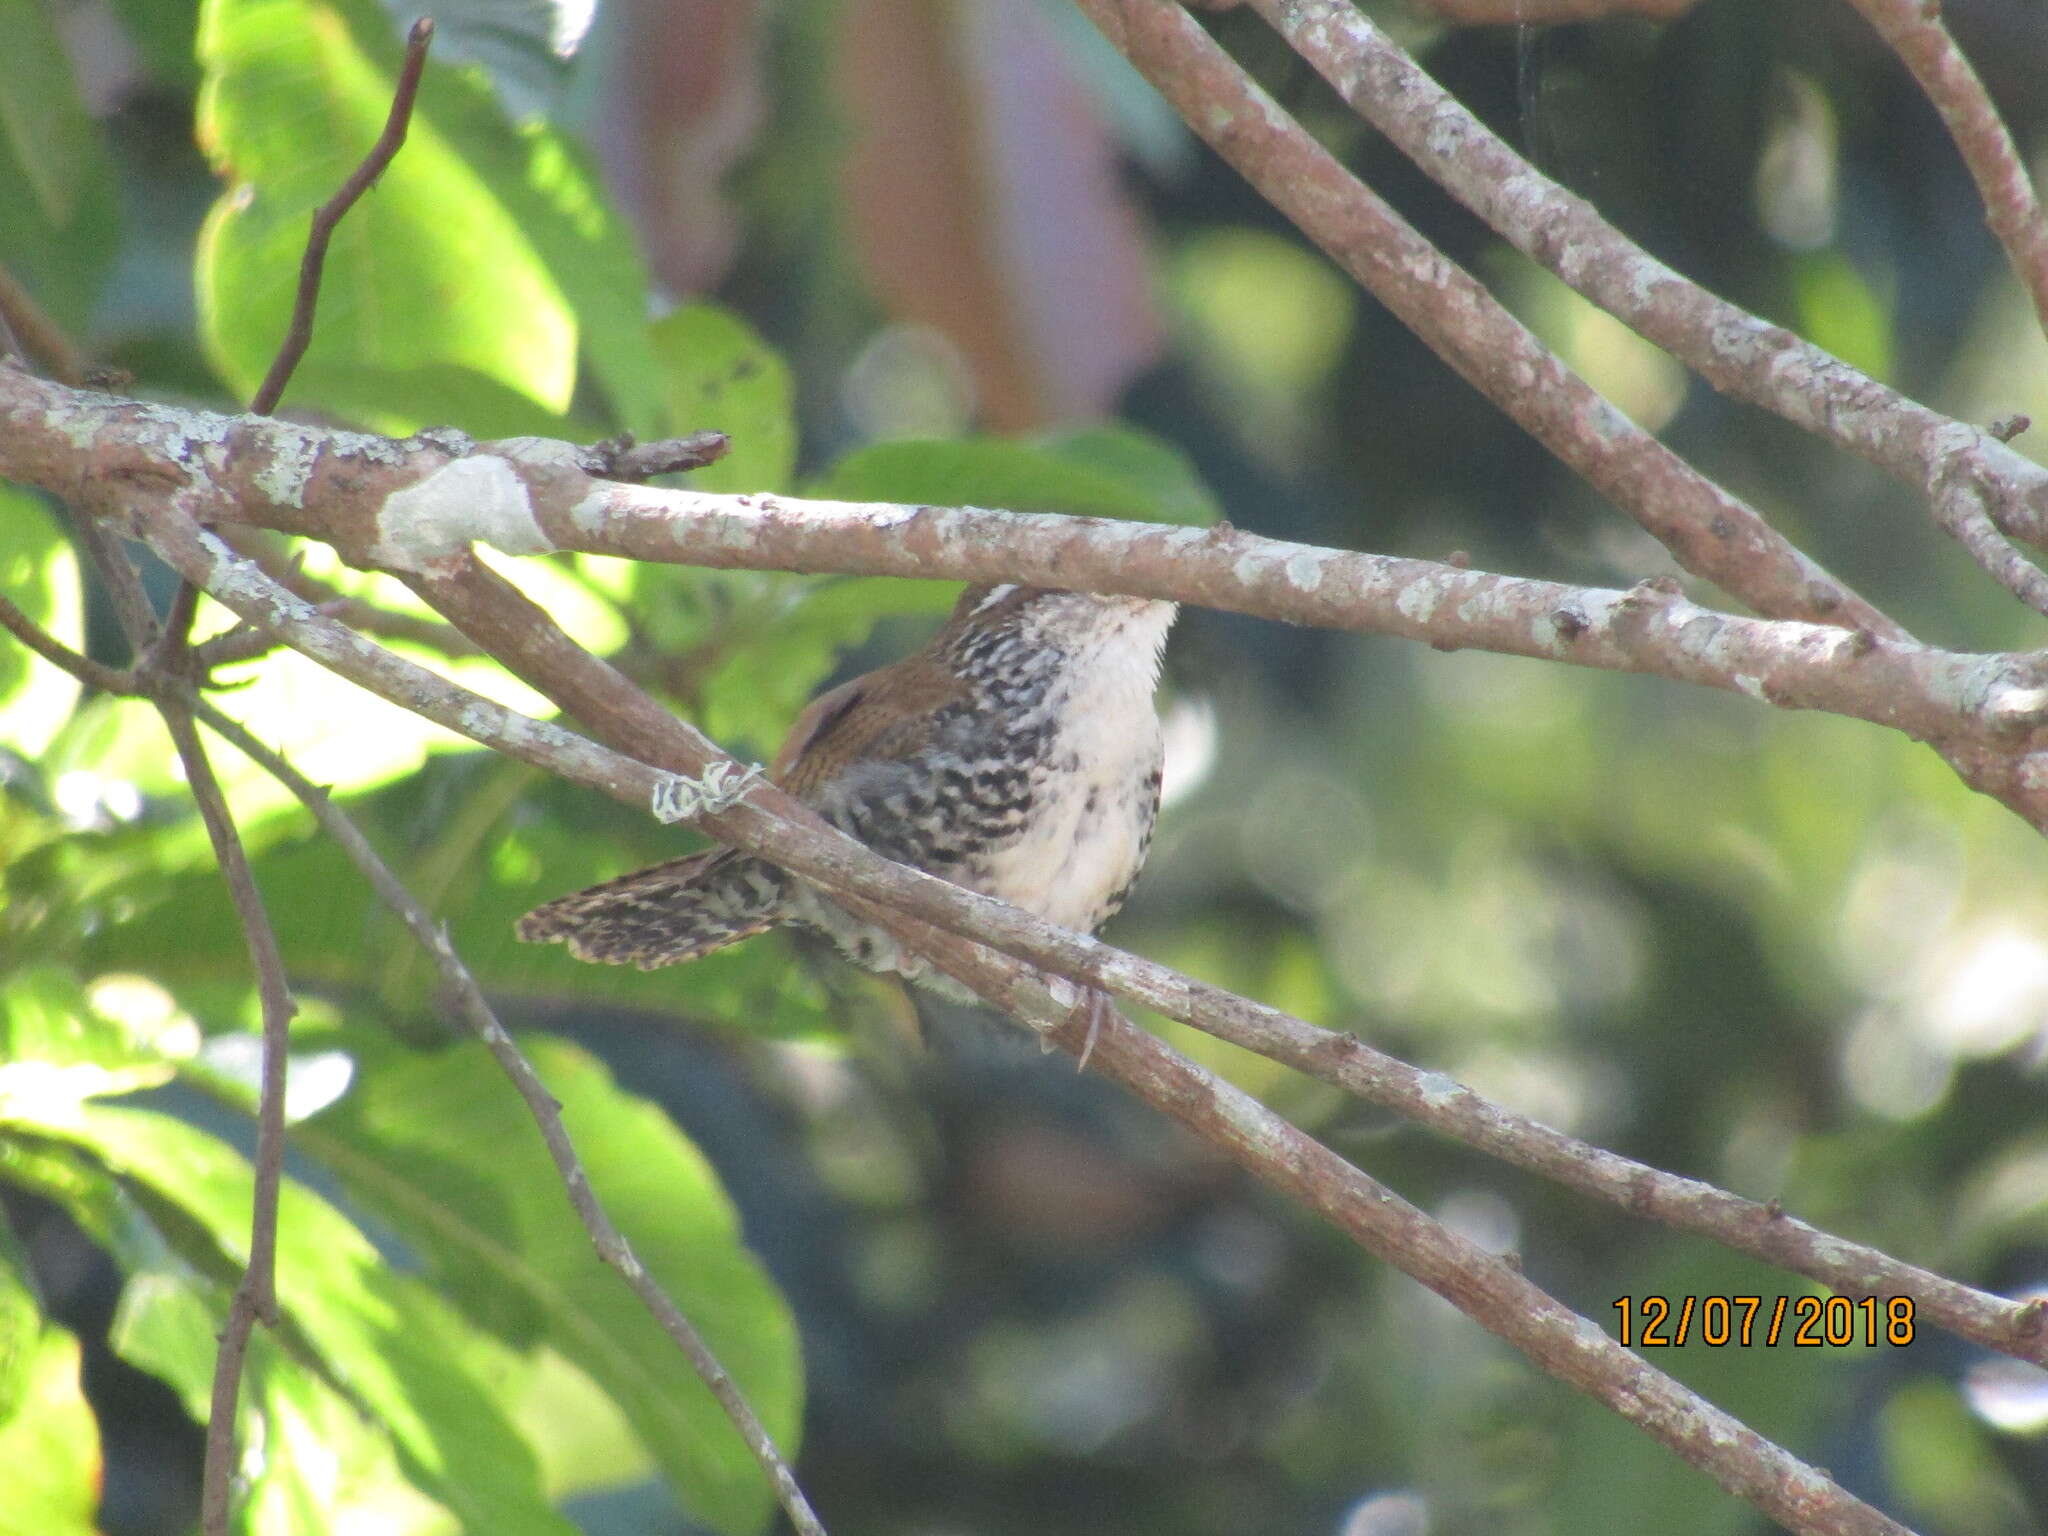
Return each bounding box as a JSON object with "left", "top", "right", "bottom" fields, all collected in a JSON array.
[
  {"left": 195, "top": 0, "right": 658, "bottom": 433},
  {"left": 0, "top": 966, "right": 184, "bottom": 1103},
  {"left": 0, "top": 0, "right": 108, "bottom": 231},
  {"left": 114, "top": 1272, "right": 460, "bottom": 1536},
  {"left": 104, "top": 0, "right": 204, "bottom": 91},
  {"left": 389, "top": 31, "right": 661, "bottom": 436},
  {"left": 387, "top": 0, "right": 587, "bottom": 122},
  {"left": 649, "top": 305, "right": 797, "bottom": 493},
  {"left": 1041, "top": 425, "right": 1222, "bottom": 526},
  {"left": 251, "top": 360, "right": 606, "bottom": 443},
  {"left": 192, "top": 0, "right": 655, "bottom": 438},
  {"left": 0, "top": 0, "right": 120, "bottom": 338},
  {"left": 0, "top": 1254, "right": 101, "bottom": 1536},
  {"left": 628, "top": 566, "right": 948, "bottom": 753},
  {"left": 811, "top": 427, "right": 1220, "bottom": 525},
  {"left": 294, "top": 1031, "right": 803, "bottom": 1535},
  {"left": 1793, "top": 251, "right": 1894, "bottom": 385},
  {"left": 0, "top": 486, "right": 82, "bottom": 761},
  {"left": 0, "top": 132, "right": 117, "bottom": 341},
  {"left": 0, "top": 1100, "right": 578, "bottom": 1536}
]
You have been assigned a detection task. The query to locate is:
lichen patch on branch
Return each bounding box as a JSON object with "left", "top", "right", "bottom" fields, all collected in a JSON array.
[{"left": 368, "top": 455, "right": 554, "bottom": 571}]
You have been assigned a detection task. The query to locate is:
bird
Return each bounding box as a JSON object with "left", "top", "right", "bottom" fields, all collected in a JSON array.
[{"left": 516, "top": 584, "right": 1178, "bottom": 1048}]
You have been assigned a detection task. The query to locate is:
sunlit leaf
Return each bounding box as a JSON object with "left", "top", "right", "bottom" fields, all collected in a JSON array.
[
  {"left": 206, "top": 645, "right": 499, "bottom": 800},
  {"left": 114, "top": 1272, "right": 459, "bottom": 1536},
  {"left": 0, "top": 967, "right": 181, "bottom": 1105},
  {"left": 192, "top": 0, "right": 659, "bottom": 435},
  {"left": 1032, "top": 425, "right": 1222, "bottom": 525},
  {"left": 1, "top": 1101, "right": 577, "bottom": 1535},
  {"left": 649, "top": 304, "right": 797, "bottom": 493},
  {"left": 0, "top": 1252, "right": 101, "bottom": 1536},
  {"left": 1792, "top": 250, "right": 1894, "bottom": 385},
  {"left": 293, "top": 1031, "right": 803, "bottom": 1534},
  {"left": 507, "top": 1345, "right": 657, "bottom": 1502},
  {"left": 195, "top": 0, "right": 661, "bottom": 435},
  {"left": 0, "top": 485, "right": 82, "bottom": 761}
]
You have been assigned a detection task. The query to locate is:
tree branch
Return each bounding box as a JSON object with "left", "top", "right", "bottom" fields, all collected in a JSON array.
[
  {"left": 0, "top": 584, "right": 830, "bottom": 1535},
  {"left": 5, "top": 549, "right": 2037, "bottom": 1377},
  {"left": 103, "top": 493, "right": 1921, "bottom": 1536},
  {"left": 208, "top": 527, "right": 485, "bottom": 663},
  {"left": 4, "top": 374, "right": 2044, "bottom": 802},
  {"left": 188, "top": 700, "right": 828, "bottom": 1536},
  {"left": 996, "top": 989, "right": 1914, "bottom": 1536},
  {"left": 1079, "top": 0, "right": 1899, "bottom": 636},
  {"left": 1837, "top": 0, "right": 2048, "bottom": 342},
  {"left": 1229, "top": 0, "right": 2048, "bottom": 553},
  {"left": 150, "top": 699, "right": 296, "bottom": 1536}
]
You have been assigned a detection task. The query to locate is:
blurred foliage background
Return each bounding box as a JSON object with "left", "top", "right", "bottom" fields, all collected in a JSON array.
[{"left": 3, "top": 0, "right": 2048, "bottom": 1532}]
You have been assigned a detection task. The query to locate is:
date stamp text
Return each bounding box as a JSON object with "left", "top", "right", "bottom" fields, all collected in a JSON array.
[{"left": 1611, "top": 1294, "right": 1916, "bottom": 1348}]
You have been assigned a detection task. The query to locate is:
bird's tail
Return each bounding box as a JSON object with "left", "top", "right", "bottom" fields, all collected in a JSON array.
[{"left": 516, "top": 850, "right": 792, "bottom": 969}]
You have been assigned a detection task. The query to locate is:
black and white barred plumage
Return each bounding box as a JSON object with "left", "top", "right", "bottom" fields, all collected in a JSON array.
[{"left": 517, "top": 586, "right": 1176, "bottom": 977}]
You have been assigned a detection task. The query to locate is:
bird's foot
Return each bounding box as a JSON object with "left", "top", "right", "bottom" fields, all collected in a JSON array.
[
  {"left": 1039, "top": 977, "right": 1120, "bottom": 1072},
  {"left": 1072, "top": 985, "right": 1117, "bottom": 1074}
]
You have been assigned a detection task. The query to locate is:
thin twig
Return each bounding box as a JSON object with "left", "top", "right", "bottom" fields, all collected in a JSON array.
[
  {"left": 1079, "top": 0, "right": 1896, "bottom": 638},
  {"left": 4, "top": 572, "right": 2039, "bottom": 1376},
  {"left": 0, "top": 259, "right": 86, "bottom": 385},
  {"left": 66, "top": 508, "right": 159, "bottom": 660},
  {"left": 1838, "top": 0, "right": 2048, "bottom": 342},
  {"left": 247, "top": 18, "right": 434, "bottom": 417},
  {"left": 1930, "top": 477, "right": 2048, "bottom": 619},
  {"left": 187, "top": 704, "right": 828, "bottom": 1536},
  {"left": 1227, "top": 0, "right": 2048, "bottom": 558},
  {"left": 972, "top": 985, "right": 1914, "bottom": 1536},
  {"left": 0, "top": 590, "right": 130, "bottom": 691},
  {"left": 147, "top": 578, "right": 206, "bottom": 681},
  {"left": 105, "top": 28, "right": 433, "bottom": 1509},
  {"left": 0, "top": 584, "right": 830, "bottom": 1535},
  {"left": 151, "top": 700, "right": 296, "bottom": 1536},
  {"left": 580, "top": 430, "right": 732, "bottom": 481}
]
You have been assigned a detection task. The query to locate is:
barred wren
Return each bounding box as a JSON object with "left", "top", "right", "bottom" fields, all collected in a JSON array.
[{"left": 517, "top": 585, "right": 1178, "bottom": 1016}]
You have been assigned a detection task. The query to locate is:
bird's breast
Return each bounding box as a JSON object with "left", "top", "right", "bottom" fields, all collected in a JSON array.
[{"left": 964, "top": 661, "right": 1164, "bottom": 932}]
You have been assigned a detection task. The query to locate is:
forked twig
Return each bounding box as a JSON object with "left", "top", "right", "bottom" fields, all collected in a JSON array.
[
  {"left": 151, "top": 20, "right": 440, "bottom": 1531},
  {"left": 0, "top": 592, "right": 830, "bottom": 1536},
  {"left": 189, "top": 705, "right": 829, "bottom": 1536},
  {"left": 3, "top": 569, "right": 2042, "bottom": 1385},
  {"left": 248, "top": 18, "right": 435, "bottom": 417},
  {"left": 73, "top": 492, "right": 1953, "bottom": 1534}
]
